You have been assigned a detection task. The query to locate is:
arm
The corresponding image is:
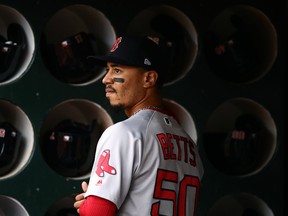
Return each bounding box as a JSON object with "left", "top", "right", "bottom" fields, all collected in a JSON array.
[
  {"left": 79, "top": 196, "right": 117, "bottom": 216},
  {"left": 74, "top": 181, "right": 117, "bottom": 216}
]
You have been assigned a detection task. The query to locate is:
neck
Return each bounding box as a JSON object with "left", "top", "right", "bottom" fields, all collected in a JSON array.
[
  {"left": 132, "top": 105, "right": 163, "bottom": 116},
  {"left": 125, "top": 87, "right": 163, "bottom": 117},
  {"left": 125, "top": 102, "right": 163, "bottom": 117}
]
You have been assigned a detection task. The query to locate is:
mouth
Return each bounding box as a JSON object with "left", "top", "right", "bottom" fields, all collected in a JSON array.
[{"left": 105, "top": 87, "right": 116, "bottom": 96}]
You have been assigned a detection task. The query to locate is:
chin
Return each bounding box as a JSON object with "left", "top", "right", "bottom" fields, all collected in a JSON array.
[
  {"left": 109, "top": 104, "right": 124, "bottom": 114},
  {"left": 107, "top": 99, "right": 123, "bottom": 108},
  {"left": 111, "top": 103, "right": 124, "bottom": 109}
]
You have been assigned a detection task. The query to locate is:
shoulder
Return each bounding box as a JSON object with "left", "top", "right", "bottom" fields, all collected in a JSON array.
[
  {"left": 101, "top": 117, "right": 141, "bottom": 138},
  {"left": 97, "top": 115, "right": 149, "bottom": 152},
  {"left": 109, "top": 112, "right": 153, "bottom": 131},
  {"left": 101, "top": 111, "right": 155, "bottom": 140}
]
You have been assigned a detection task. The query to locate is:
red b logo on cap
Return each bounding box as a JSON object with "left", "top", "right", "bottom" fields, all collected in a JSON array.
[{"left": 110, "top": 37, "right": 122, "bottom": 52}]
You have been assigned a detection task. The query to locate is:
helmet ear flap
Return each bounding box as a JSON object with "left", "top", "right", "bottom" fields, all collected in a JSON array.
[{"left": 0, "top": 23, "right": 26, "bottom": 82}]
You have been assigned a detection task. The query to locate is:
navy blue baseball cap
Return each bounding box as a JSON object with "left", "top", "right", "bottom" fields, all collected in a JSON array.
[{"left": 87, "top": 35, "right": 166, "bottom": 74}]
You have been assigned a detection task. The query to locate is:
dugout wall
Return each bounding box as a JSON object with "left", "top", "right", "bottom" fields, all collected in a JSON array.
[{"left": 0, "top": 0, "right": 286, "bottom": 215}]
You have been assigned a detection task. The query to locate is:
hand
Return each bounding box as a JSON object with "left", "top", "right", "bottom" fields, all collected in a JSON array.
[{"left": 74, "top": 181, "right": 88, "bottom": 213}]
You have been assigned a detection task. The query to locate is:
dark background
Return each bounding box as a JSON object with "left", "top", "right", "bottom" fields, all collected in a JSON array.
[{"left": 0, "top": 0, "right": 286, "bottom": 215}]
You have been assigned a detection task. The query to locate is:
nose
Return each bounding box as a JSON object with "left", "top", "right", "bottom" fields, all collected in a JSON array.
[{"left": 102, "top": 70, "right": 113, "bottom": 85}]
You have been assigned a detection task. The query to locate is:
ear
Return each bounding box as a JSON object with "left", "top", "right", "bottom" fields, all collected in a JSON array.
[{"left": 143, "top": 70, "right": 158, "bottom": 88}]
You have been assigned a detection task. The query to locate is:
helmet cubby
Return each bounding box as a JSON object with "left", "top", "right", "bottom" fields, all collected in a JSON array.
[
  {"left": 208, "top": 192, "right": 274, "bottom": 216},
  {"left": 0, "top": 195, "right": 29, "bottom": 216},
  {"left": 0, "top": 4, "right": 35, "bottom": 86},
  {"left": 203, "top": 97, "right": 277, "bottom": 177},
  {"left": 40, "top": 4, "right": 116, "bottom": 86},
  {"left": 126, "top": 4, "right": 198, "bottom": 86},
  {"left": 0, "top": 99, "right": 34, "bottom": 180},
  {"left": 203, "top": 5, "right": 277, "bottom": 84},
  {"left": 39, "top": 99, "right": 113, "bottom": 179}
]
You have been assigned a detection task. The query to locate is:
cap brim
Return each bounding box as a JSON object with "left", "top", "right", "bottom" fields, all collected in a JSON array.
[{"left": 86, "top": 56, "right": 109, "bottom": 67}]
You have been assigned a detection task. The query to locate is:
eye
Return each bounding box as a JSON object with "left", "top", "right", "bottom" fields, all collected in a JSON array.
[{"left": 114, "top": 68, "right": 121, "bottom": 74}]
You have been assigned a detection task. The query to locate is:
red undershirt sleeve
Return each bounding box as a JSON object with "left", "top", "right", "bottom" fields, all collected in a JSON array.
[{"left": 79, "top": 195, "right": 117, "bottom": 216}]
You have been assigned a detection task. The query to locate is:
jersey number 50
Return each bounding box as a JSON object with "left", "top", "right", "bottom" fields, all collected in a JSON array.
[{"left": 151, "top": 169, "right": 200, "bottom": 216}]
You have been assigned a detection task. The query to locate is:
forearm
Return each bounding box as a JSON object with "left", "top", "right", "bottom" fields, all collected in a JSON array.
[{"left": 79, "top": 196, "right": 117, "bottom": 216}]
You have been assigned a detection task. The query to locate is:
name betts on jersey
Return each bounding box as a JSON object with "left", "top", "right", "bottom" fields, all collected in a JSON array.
[{"left": 157, "top": 132, "right": 196, "bottom": 166}]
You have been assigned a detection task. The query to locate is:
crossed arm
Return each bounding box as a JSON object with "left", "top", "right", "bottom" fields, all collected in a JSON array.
[
  {"left": 74, "top": 181, "right": 88, "bottom": 213},
  {"left": 74, "top": 181, "right": 117, "bottom": 216}
]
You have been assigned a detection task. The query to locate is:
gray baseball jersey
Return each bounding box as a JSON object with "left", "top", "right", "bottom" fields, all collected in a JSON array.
[{"left": 85, "top": 108, "right": 204, "bottom": 216}]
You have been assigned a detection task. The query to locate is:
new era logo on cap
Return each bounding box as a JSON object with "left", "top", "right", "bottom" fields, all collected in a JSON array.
[{"left": 144, "top": 58, "right": 151, "bottom": 66}]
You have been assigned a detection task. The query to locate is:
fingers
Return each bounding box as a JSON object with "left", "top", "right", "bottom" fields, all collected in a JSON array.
[
  {"left": 74, "top": 193, "right": 85, "bottom": 211},
  {"left": 74, "top": 197, "right": 85, "bottom": 207},
  {"left": 75, "top": 192, "right": 85, "bottom": 201},
  {"left": 81, "top": 181, "right": 88, "bottom": 192},
  {"left": 74, "top": 199, "right": 85, "bottom": 214},
  {"left": 74, "top": 181, "right": 88, "bottom": 212}
]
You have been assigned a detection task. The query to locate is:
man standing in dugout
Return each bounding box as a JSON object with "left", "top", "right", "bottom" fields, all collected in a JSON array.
[{"left": 74, "top": 35, "right": 204, "bottom": 216}]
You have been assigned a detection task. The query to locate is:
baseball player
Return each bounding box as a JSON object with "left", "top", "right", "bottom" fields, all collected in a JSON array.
[{"left": 74, "top": 35, "right": 204, "bottom": 215}]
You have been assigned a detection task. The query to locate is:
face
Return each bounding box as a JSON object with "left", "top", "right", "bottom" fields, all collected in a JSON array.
[{"left": 102, "top": 62, "right": 148, "bottom": 109}]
